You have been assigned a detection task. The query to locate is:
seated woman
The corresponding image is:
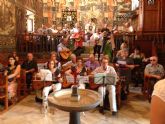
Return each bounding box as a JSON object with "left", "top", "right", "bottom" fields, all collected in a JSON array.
[
  {"left": 129, "top": 46, "right": 147, "bottom": 64},
  {"left": 42, "top": 59, "right": 62, "bottom": 100},
  {"left": 116, "top": 42, "right": 129, "bottom": 58},
  {"left": 65, "top": 57, "right": 87, "bottom": 89},
  {"left": 114, "top": 49, "right": 135, "bottom": 99},
  {"left": 4, "top": 55, "right": 21, "bottom": 102},
  {"left": 129, "top": 46, "right": 147, "bottom": 86}
]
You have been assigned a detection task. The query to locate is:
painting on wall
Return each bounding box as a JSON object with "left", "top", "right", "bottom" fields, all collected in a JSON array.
[
  {"left": 79, "top": 0, "right": 111, "bottom": 27},
  {"left": 0, "top": 0, "right": 15, "bottom": 35},
  {"left": 113, "top": 0, "right": 131, "bottom": 26}
]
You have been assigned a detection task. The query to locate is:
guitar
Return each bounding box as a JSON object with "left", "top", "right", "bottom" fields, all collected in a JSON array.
[
  {"left": 62, "top": 70, "right": 78, "bottom": 88},
  {"left": 87, "top": 74, "right": 101, "bottom": 90},
  {"left": 59, "top": 50, "right": 72, "bottom": 60}
]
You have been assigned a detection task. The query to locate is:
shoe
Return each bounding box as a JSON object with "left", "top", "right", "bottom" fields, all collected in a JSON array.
[
  {"left": 99, "top": 106, "right": 104, "bottom": 114},
  {"left": 112, "top": 111, "right": 117, "bottom": 116}
]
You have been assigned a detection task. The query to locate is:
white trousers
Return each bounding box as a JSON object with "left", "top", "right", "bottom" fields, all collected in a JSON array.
[
  {"left": 98, "top": 85, "right": 117, "bottom": 112},
  {"left": 43, "top": 83, "right": 62, "bottom": 100}
]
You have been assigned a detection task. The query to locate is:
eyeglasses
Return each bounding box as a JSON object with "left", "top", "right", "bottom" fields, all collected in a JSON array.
[
  {"left": 9, "top": 58, "right": 15, "bottom": 60},
  {"left": 150, "top": 59, "right": 156, "bottom": 62}
]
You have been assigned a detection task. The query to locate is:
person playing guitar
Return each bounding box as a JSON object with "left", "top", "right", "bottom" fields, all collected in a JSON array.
[
  {"left": 70, "top": 26, "right": 85, "bottom": 56},
  {"left": 57, "top": 35, "right": 71, "bottom": 60},
  {"left": 63, "top": 57, "right": 87, "bottom": 89}
]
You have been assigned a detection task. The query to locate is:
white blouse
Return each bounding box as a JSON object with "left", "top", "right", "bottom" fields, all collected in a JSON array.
[{"left": 152, "top": 79, "right": 165, "bottom": 102}]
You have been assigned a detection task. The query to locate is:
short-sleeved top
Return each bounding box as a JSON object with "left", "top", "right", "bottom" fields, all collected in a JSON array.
[
  {"left": 152, "top": 79, "right": 165, "bottom": 102},
  {"left": 145, "top": 64, "right": 165, "bottom": 78}
]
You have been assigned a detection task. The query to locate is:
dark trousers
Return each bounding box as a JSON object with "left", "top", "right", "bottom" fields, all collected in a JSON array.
[
  {"left": 26, "top": 74, "right": 33, "bottom": 90},
  {"left": 73, "top": 47, "right": 84, "bottom": 56},
  {"left": 94, "top": 45, "right": 101, "bottom": 61}
]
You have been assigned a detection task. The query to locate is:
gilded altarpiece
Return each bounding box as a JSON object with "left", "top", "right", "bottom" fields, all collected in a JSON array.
[
  {"left": 0, "top": 0, "right": 16, "bottom": 50},
  {"left": 78, "top": 0, "right": 113, "bottom": 27},
  {"left": 0, "top": 0, "right": 43, "bottom": 51}
]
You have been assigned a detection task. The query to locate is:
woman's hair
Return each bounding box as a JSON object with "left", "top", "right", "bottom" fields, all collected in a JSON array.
[
  {"left": 134, "top": 46, "right": 141, "bottom": 51},
  {"left": 120, "top": 42, "right": 128, "bottom": 50},
  {"left": 8, "top": 55, "right": 18, "bottom": 67},
  {"left": 50, "top": 51, "right": 57, "bottom": 57},
  {"left": 47, "top": 60, "right": 56, "bottom": 69}
]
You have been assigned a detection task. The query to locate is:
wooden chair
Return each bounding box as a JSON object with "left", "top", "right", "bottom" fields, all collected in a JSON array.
[
  {"left": 142, "top": 76, "right": 158, "bottom": 102},
  {"left": 116, "top": 81, "right": 121, "bottom": 109},
  {"left": 17, "top": 69, "right": 27, "bottom": 101},
  {"left": 0, "top": 74, "right": 8, "bottom": 113}
]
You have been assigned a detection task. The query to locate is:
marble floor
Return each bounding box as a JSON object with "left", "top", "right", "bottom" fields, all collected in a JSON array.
[{"left": 0, "top": 89, "right": 150, "bottom": 124}]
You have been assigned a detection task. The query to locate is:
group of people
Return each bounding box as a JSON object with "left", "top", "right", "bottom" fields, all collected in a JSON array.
[{"left": 1, "top": 20, "right": 165, "bottom": 121}]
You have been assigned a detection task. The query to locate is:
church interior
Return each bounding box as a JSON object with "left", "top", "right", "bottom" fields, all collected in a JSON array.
[{"left": 0, "top": 0, "right": 165, "bottom": 124}]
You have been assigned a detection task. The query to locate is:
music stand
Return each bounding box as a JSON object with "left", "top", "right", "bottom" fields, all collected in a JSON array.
[
  {"left": 39, "top": 69, "right": 52, "bottom": 81},
  {"left": 94, "top": 73, "right": 116, "bottom": 113}
]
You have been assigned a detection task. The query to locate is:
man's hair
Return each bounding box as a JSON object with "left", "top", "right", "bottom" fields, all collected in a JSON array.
[{"left": 101, "top": 55, "right": 109, "bottom": 62}]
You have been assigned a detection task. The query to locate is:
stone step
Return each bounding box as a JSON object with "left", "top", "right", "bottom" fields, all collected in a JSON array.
[
  {"left": 81, "top": 53, "right": 104, "bottom": 58},
  {"left": 81, "top": 53, "right": 104, "bottom": 62}
]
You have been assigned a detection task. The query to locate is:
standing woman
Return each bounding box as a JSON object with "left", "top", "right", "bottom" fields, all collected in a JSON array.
[{"left": 4, "top": 55, "right": 21, "bottom": 102}]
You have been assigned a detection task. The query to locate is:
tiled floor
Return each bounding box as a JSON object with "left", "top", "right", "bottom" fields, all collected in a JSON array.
[{"left": 0, "top": 91, "right": 150, "bottom": 124}]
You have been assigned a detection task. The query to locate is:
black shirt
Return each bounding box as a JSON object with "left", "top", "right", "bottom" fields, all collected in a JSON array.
[{"left": 21, "top": 59, "right": 38, "bottom": 74}]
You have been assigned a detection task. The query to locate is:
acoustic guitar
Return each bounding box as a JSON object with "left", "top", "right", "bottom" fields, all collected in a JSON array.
[
  {"left": 60, "top": 50, "right": 72, "bottom": 60},
  {"left": 88, "top": 75, "right": 101, "bottom": 90},
  {"left": 62, "top": 74, "right": 78, "bottom": 88}
]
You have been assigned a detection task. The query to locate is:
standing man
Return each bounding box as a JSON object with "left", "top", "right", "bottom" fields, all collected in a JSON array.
[{"left": 22, "top": 53, "right": 38, "bottom": 92}]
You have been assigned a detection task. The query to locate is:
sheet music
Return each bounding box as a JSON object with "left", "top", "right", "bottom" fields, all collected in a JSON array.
[
  {"left": 39, "top": 69, "right": 52, "bottom": 81},
  {"left": 94, "top": 73, "right": 116, "bottom": 85},
  {"left": 117, "top": 60, "right": 126, "bottom": 65},
  {"left": 66, "top": 75, "right": 89, "bottom": 84},
  {"left": 66, "top": 76, "right": 75, "bottom": 83},
  {"left": 77, "top": 76, "right": 89, "bottom": 84}
]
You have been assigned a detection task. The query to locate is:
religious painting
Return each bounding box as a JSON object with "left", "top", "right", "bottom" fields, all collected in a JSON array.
[
  {"left": 79, "top": 0, "right": 109, "bottom": 26},
  {"left": 113, "top": 0, "right": 131, "bottom": 26},
  {"left": 0, "top": 36, "right": 15, "bottom": 49},
  {"left": 0, "top": 0, "right": 15, "bottom": 35}
]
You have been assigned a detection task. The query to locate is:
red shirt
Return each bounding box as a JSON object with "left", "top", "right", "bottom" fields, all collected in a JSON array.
[{"left": 72, "top": 31, "right": 84, "bottom": 48}]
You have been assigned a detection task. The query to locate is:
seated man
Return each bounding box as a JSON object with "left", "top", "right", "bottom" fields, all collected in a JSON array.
[
  {"left": 92, "top": 56, "right": 117, "bottom": 115},
  {"left": 62, "top": 54, "right": 77, "bottom": 72},
  {"left": 21, "top": 53, "right": 38, "bottom": 92},
  {"left": 57, "top": 35, "right": 71, "bottom": 61},
  {"left": 144, "top": 56, "right": 164, "bottom": 101},
  {"left": 85, "top": 54, "right": 100, "bottom": 73}
]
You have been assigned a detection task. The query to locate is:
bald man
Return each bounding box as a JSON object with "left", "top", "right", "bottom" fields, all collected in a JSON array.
[
  {"left": 144, "top": 56, "right": 164, "bottom": 101},
  {"left": 22, "top": 53, "right": 38, "bottom": 92}
]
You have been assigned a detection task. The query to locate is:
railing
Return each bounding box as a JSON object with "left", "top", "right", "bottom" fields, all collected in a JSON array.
[
  {"left": 16, "top": 34, "right": 62, "bottom": 54},
  {"left": 16, "top": 32, "right": 165, "bottom": 62}
]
